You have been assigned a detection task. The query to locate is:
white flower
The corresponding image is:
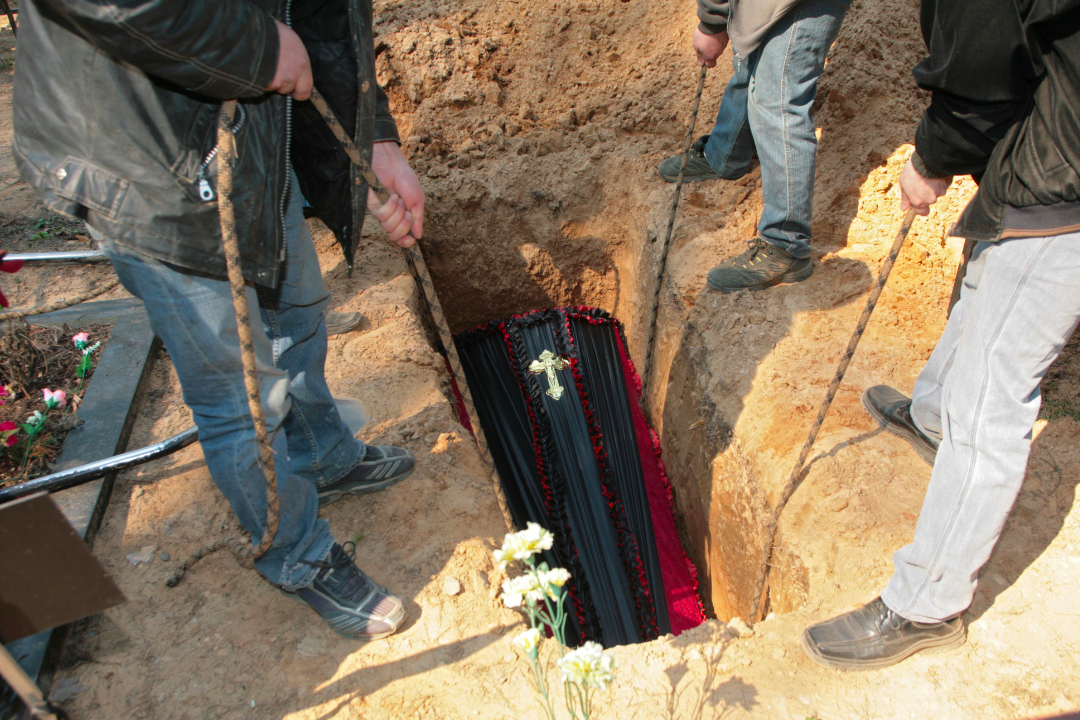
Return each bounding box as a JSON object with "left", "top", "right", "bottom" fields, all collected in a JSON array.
[
  {"left": 513, "top": 628, "right": 542, "bottom": 653},
  {"left": 501, "top": 574, "right": 542, "bottom": 607},
  {"left": 493, "top": 522, "right": 554, "bottom": 569},
  {"left": 557, "top": 641, "right": 616, "bottom": 689},
  {"left": 538, "top": 567, "right": 570, "bottom": 588}
]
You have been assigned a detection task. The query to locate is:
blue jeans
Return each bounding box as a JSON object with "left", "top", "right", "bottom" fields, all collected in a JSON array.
[
  {"left": 704, "top": 0, "right": 849, "bottom": 259},
  {"left": 100, "top": 172, "right": 363, "bottom": 589}
]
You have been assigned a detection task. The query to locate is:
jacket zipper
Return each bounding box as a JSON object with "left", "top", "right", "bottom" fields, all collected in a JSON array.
[
  {"left": 196, "top": 106, "right": 247, "bottom": 201},
  {"left": 279, "top": 0, "right": 293, "bottom": 262}
]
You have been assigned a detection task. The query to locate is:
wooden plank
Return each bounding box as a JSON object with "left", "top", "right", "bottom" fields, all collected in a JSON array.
[{"left": 0, "top": 492, "right": 125, "bottom": 643}]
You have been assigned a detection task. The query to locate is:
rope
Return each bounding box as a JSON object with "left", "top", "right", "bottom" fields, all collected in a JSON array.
[
  {"left": 0, "top": 279, "right": 119, "bottom": 322},
  {"left": 749, "top": 208, "right": 917, "bottom": 621},
  {"left": 309, "top": 88, "right": 516, "bottom": 532},
  {"left": 167, "top": 100, "right": 280, "bottom": 586},
  {"left": 641, "top": 65, "right": 708, "bottom": 398}
]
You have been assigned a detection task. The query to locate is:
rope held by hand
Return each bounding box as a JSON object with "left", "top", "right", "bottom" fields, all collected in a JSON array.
[{"left": 748, "top": 208, "right": 918, "bottom": 620}]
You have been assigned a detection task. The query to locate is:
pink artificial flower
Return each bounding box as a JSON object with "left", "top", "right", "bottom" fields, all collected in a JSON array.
[
  {"left": 43, "top": 388, "right": 67, "bottom": 408},
  {"left": 3, "top": 436, "right": 14, "bottom": 447},
  {"left": 72, "top": 332, "right": 90, "bottom": 348},
  {"left": 0, "top": 421, "right": 14, "bottom": 431}
]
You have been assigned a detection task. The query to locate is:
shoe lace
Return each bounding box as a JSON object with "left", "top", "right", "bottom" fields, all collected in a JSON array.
[
  {"left": 303, "top": 540, "right": 357, "bottom": 571},
  {"left": 302, "top": 541, "right": 371, "bottom": 600},
  {"left": 734, "top": 237, "right": 772, "bottom": 269},
  {"left": 873, "top": 599, "right": 903, "bottom": 632}
]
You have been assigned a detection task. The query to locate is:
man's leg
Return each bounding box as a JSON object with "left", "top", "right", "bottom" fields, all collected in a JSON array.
[
  {"left": 101, "top": 242, "right": 332, "bottom": 590},
  {"left": 804, "top": 233, "right": 1080, "bottom": 669},
  {"left": 261, "top": 172, "right": 414, "bottom": 504},
  {"left": 859, "top": 239, "right": 987, "bottom": 464},
  {"left": 884, "top": 234, "right": 1080, "bottom": 621},
  {"left": 702, "top": 54, "right": 756, "bottom": 179},
  {"left": 908, "top": 246, "right": 985, "bottom": 442},
  {"left": 257, "top": 172, "right": 364, "bottom": 489},
  {"left": 706, "top": 0, "right": 849, "bottom": 293},
  {"left": 748, "top": 0, "right": 849, "bottom": 259},
  {"left": 658, "top": 53, "right": 755, "bottom": 182},
  {"left": 102, "top": 240, "right": 407, "bottom": 639}
]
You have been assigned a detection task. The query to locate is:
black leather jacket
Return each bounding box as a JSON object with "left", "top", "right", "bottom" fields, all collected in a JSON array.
[
  {"left": 13, "top": 0, "right": 399, "bottom": 287},
  {"left": 913, "top": 0, "right": 1080, "bottom": 241}
]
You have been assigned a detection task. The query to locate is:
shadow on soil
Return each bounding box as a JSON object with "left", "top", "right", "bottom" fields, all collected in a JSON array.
[{"left": 966, "top": 416, "right": 1080, "bottom": 623}]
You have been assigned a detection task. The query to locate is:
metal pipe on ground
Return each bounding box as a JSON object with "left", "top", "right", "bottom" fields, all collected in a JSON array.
[
  {"left": 2, "top": 251, "right": 109, "bottom": 265},
  {"left": 0, "top": 426, "right": 199, "bottom": 504}
]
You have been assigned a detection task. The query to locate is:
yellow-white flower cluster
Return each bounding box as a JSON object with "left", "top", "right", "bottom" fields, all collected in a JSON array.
[
  {"left": 493, "top": 522, "right": 555, "bottom": 569},
  {"left": 512, "top": 628, "right": 543, "bottom": 653},
  {"left": 556, "top": 641, "right": 616, "bottom": 689},
  {"left": 500, "top": 566, "right": 571, "bottom": 608}
]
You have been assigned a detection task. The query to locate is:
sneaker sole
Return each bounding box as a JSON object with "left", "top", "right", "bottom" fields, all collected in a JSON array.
[
  {"left": 280, "top": 590, "right": 408, "bottom": 641},
  {"left": 800, "top": 623, "right": 966, "bottom": 671},
  {"left": 317, "top": 465, "right": 413, "bottom": 508},
  {"left": 658, "top": 170, "right": 721, "bottom": 183},
  {"left": 860, "top": 392, "right": 937, "bottom": 466},
  {"left": 707, "top": 262, "right": 813, "bottom": 294}
]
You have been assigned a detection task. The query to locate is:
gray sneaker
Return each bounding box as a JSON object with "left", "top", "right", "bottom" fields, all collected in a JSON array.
[
  {"left": 286, "top": 542, "right": 407, "bottom": 640},
  {"left": 658, "top": 135, "right": 722, "bottom": 183},
  {"left": 861, "top": 386, "right": 939, "bottom": 466},
  {"left": 707, "top": 237, "right": 812, "bottom": 293},
  {"left": 318, "top": 444, "right": 415, "bottom": 507},
  {"left": 326, "top": 309, "right": 364, "bottom": 336}
]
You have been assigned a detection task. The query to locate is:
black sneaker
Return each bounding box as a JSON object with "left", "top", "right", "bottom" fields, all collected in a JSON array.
[
  {"left": 318, "top": 445, "right": 415, "bottom": 507},
  {"left": 285, "top": 542, "right": 407, "bottom": 640},
  {"left": 707, "top": 237, "right": 812, "bottom": 293},
  {"left": 658, "top": 135, "right": 722, "bottom": 183},
  {"left": 802, "top": 597, "right": 965, "bottom": 670},
  {"left": 861, "top": 385, "right": 939, "bottom": 466}
]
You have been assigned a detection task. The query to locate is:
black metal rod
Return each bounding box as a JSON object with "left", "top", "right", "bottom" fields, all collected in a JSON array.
[{"left": 0, "top": 426, "right": 198, "bottom": 503}]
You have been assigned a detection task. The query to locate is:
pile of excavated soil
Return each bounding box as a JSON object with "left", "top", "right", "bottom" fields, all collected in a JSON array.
[{"left": 2, "top": 0, "right": 1078, "bottom": 717}]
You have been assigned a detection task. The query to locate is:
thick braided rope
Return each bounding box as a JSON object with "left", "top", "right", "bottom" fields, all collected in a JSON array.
[
  {"left": 0, "top": 279, "right": 119, "bottom": 322},
  {"left": 216, "top": 100, "right": 280, "bottom": 559},
  {"left": 167, "top": 101, "right": 280, "bottom": 587},
  {"left": 641, "top": 65, "right": 707, "bottom": 398},
  {"left": 310, "top": 88, "right": 516, "bottom": 532},
  {"left": 749, "top": 208, "right": 917, "bottom": 620}
]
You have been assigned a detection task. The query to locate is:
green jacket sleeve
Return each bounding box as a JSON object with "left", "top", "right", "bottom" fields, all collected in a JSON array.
[
  {"left": 31, "top": 0, "right": 280, "bottom": 99},
  {"left": 697, "top": 0, "right": 729, "bottom": 35}
]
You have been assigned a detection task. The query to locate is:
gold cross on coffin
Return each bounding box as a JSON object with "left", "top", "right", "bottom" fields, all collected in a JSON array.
[{"left": 529, "top": 350, "right": 571, "bottom": 401}]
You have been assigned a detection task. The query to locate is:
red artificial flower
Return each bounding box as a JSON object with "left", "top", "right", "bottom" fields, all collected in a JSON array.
[{"left": 0, "top": 250, "right": 25, "bottom": 308}]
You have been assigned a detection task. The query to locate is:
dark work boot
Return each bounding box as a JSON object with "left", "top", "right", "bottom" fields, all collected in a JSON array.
[
  {"left": 861, "top": 385, "right": 939, "bottom": 466},
  {"left": 658, "top": 135, "right": 721, "bottom": 183},
  {"left": 707, "top": 237, "right": 812, "bottom": 293},
  {"left": 802, "top": 597, "right": 965, "bottom": 670}
]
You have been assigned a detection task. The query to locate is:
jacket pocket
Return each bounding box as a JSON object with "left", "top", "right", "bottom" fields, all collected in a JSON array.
[{"left": 49, "top": 157, "right": 130, "bottom": 220}]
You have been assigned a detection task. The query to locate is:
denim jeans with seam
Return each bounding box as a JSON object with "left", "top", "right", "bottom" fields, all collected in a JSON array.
[
  {"left": 100, "top": 171, "right": 363, "bottom": 589},
  {"left": 704, "top": 0, "right": 849, "bottom": 259},
  {"left": 882, "top": 233, "right": 1080, "bottom": 622}
]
